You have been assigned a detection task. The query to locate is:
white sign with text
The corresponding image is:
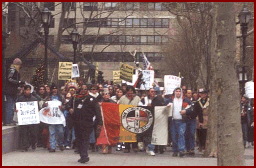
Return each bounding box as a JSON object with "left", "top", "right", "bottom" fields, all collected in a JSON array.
[
  {"left": 16, "top": 101, "right": 40, "bottom": 125},
  {"left": 164, "top": 75, "right": 181, "bottom": 95}
]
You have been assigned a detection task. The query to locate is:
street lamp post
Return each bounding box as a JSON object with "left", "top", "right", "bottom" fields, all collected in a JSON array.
[
  {"left": 41, "top": 8, "right": 52, "bottom": 84},
  {"left": 70, "top": 29, "right": 80, "bottom": 64},
  {"left": 238, "top": 7, "right": 251, "bottom": 95}
]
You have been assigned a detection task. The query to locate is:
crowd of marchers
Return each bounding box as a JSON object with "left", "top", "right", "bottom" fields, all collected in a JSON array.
[{"left": 3, "top": 58, "right": 254, "bottom": 163}]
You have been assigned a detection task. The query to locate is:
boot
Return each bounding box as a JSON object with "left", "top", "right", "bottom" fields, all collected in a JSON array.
[
  {"left": 108, "top": 146, "right": 112, "bottom": 154},
  {"left": 102, "top": 144, "right": 107, "bottom": 154}
]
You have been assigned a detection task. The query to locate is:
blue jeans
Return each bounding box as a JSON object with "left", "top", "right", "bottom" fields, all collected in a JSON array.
[
  {"left": 5, "top": 95, "right": 16, "bottom": 124},
  {"left": 242, "top": 123, "right": 248, "bottom": 146},
  {"left": 63, "top": 110, "right": 75, "bottom": 147},
  {"left": 171, "top": 119, "right": 186, "bottom": 153},
  {"left": 148, "top": 144, "right": 155, "bottom": 151},
  {"left": 185, "top": 119, "right": 196, "bottom": 151},
  {"left": 49, "top": 124, "right": 64, "bottom": 149}
]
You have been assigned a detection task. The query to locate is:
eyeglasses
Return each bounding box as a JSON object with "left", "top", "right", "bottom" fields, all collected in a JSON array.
[
  {"left": 69, "top": 88, "right": 76, "bottom": 91},
  {"left": 104, "top": 93, "right": 110, "bottom": 95}
]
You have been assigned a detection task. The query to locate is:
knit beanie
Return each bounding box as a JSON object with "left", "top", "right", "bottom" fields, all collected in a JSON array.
[{"left": 13, "top": 58, "right": 22, "bottom": 65}]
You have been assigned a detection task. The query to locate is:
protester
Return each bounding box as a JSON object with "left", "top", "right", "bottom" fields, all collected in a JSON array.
[
  {"left": 36, "top": 85, "right": 50, "bottom": 149},
  {"left": 68, "top": 86, "right": 103, "bottom": 163},
  {"left": 185, "top": 89, "right": 202, "bottom": 155},
  {"left": 118, "top": 86, "right": 140, "bottom": 153},
  {"left": 16, "top": 85, "right": 38, "bottom": 152},
  {"left": 170, "top": 87, "right": 192, "bottom": 157},
  {"left": 88, "top": 84, "right": 102, "bottom": 152},
  {"left": 4, "top": 58, "right": 25, "bottom": 125},
  {"left": 63, "top": 92, "right": 74, "bottom": 150},
  {"left": 45, "top": 83, "right": 65, "bottom": 152},
  {"left": 110, "top": 88, "right": 124, "bottom": 103},
  {"left": 194, "top": 89, "right": 209, "bottom": 152},
  {"left": 240, "top": 94, "right": 253, "bottom": 148},
  {"left": 100, "top": 91, "right": 116, "bottom": 154}
]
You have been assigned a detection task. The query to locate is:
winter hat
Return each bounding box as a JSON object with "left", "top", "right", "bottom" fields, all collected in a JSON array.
[
  {"left": 50, "top": 83, "right": 58, "bottom": 90},
  {"left": 13, "top": 58, "right": 22, "bottom": 65}
]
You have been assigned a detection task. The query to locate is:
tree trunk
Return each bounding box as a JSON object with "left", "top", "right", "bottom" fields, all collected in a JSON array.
[
  {"left": 204, "top": 2, "right": 217, "bottom": 158},
  {"left": 213, "top": 2, "right": 245, "bottom": 166}
]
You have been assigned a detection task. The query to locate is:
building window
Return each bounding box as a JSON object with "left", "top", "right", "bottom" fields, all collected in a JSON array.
[
  {"left": 84, "top": 18, "right": 99, "bottom": 27},
  {"left": 119, "top": 18, "right": 126, "bottom": 27},
  {"left": 81, "top": 35, "right": 169, "bottom": 45},
  {"left": 83, "top": 2, "right": 97, "bottom": 11},
  {"left": 44, "top": 2, "right": 55, "bottom": 11},
  {"left": 104, "top": 2, "right": 118, "bottom": 10},
  {"left": 133, "top": 19, "right": 140, "bottom": 27},
  {"left": 71, "top": 2, "right": 76, "bottom": 11},
  {"left": 86, "top": 18, "right": 169, "bottom": 28}
]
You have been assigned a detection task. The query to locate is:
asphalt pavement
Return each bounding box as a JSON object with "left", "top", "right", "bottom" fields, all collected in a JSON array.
[{"left": 2, "top": 146, "right": 254, "bottom": 166}]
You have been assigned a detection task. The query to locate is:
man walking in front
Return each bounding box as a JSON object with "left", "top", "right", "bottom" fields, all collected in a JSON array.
[{"left": 170, "top": 87, "right": 192, "bottom": 157}]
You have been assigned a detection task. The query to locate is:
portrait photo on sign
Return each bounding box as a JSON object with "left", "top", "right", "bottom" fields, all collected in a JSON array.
[{"left": 72, "top": 64, "right": 80, "bottom": 78}]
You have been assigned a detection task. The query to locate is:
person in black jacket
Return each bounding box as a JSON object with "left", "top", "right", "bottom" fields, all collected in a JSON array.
[
  {"left": 68, "top": 87, "right": 103, "bottom": 163},
  {"left": 4, "top": 58, "right": 25, "bottom": 125},
  {"left": 16, "top": 85, "right": 38, "bottom": 152}
]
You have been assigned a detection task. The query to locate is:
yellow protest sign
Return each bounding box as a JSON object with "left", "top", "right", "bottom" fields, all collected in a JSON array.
[
  {"left": 120, "top": 63, "right": 134, "bottom": 83},
  {"left": 58, "top": 62, "right": 73, "bottom": 80},
  {"left": 113, "top": 70, "right": 122, "bottom": 84}
]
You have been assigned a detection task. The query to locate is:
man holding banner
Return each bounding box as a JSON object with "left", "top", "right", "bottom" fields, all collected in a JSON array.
[
  {"left": 16, "top": 85, "right": 39, "bottom": 152},
  {"left": 118, "top": 86, "right": 140, "bottom": 153}
]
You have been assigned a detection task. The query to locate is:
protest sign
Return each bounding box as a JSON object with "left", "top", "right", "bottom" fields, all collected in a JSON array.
[
  {"left": 72, "top": 64, "right": 80, "bottom": 78},
  {"left": 16, "top": 101, "right": 40, "bottom": 125},
  {"left": 245, "top": 81, "right": 254, "bottom": 98},
  {"left": 151, "top": 106, "right": 169, "bottom": 145},
  {"left": 164, "top": 75, "right": 181, "bottom": 95},
  {"left": 39, "top": 100, "right": 66, "bottom": 126},
  {"left": 58, "top": 62, "right": 73, "bottom": 80},
  {"left": 120, "top": 63, "right": 134, "bottom": 83},
  {"left": 140, "top": 70, "right": 155, "bottom": 90},
  {"left": 113, "top": 70, "right": 122, "bottom": 84}
]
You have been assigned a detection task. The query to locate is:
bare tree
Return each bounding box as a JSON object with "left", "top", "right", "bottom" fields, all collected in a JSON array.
[{"left": 160, "top": 2, "right": 212, "bottom": 90}]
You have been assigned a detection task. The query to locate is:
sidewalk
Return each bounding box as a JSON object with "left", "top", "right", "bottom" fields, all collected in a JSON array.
[{"left": 2, "top": 146, "right": 254, "bottom": 166}]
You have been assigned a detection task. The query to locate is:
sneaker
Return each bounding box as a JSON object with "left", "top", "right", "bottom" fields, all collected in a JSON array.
[
  {"left": 49, "top": 148, "right": 56, "bottom": 152},
  {"left": 179, "top": 151, "right": 185, "bottom": 157},
  {"left": 172, "top": 152, "right": 178, "bottom": 157},
  {"left": 78, "top": 157, "right": 89, "bottom": 163},
  {"left": 65, "top": 146, "right": 71, "bottom": 150},
  {"left": 147, "top": 150, "right": 156, "bottom": 156},
  {"left": 138, "top": 142, "right": 144, "bottom": 151}
]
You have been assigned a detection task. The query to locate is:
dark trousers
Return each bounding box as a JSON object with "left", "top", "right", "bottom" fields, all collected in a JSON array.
[
  {"left": 197, "top": 128, "right": 207, "bottom": 149},
  {"left": 19, "top": 124, "right": 38, "bottom": 150},
  {"left": 37, "top": 122, "right": 47, "bottom": 146},
  {"left": 248, "top": 126, "right": 254, "bottom": 142},
  {"left": 74, "top": 124, "right": 93, "bottom": 159},
  {"left": 125, "top": 142, "right": 138, "bottom": 150}
]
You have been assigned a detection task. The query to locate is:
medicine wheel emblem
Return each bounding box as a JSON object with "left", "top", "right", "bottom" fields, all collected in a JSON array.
[{"left": 121, "top": 107, "right": 153, "bottom": 134}]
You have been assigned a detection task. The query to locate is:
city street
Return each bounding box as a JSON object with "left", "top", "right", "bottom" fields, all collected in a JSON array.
[{"left": 2, "top": 146, "right": 254, "bottom": 166}]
